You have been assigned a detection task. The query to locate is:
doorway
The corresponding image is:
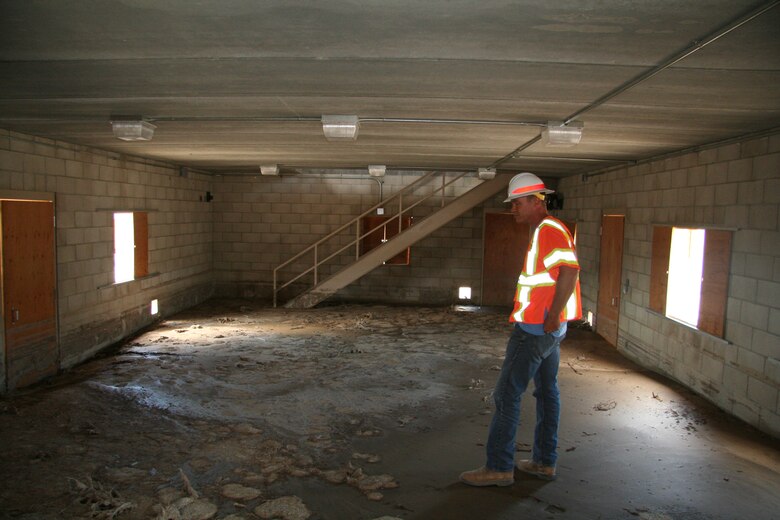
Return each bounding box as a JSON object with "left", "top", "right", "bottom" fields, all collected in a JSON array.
[
  {"left": 482, "top": 212, "right": 529, "bottom": 307},
  {"left": 1, "top": 199, "right": 58, "bottom": 391},
  {"left": 596, "top": 214, "right": 625, "bottom": 347}
]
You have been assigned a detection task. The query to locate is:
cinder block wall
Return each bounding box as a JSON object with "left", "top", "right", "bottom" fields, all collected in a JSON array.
[
  {"left": 212, "top": 169, "right": 489, "bottom": 304},
  {"left": 0, "top": 130, "right": 214, "bottom": 382},
  {"left": 557, "top": 132, "right": 780, "bottom": 437}
]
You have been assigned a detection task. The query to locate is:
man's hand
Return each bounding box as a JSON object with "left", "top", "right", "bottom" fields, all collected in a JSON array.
[
  {"left": 543, "top": 313, "right": 561, "bottom": 334},
  {"left": 544, "top": 265, "right": 579, "bottom": 333}
]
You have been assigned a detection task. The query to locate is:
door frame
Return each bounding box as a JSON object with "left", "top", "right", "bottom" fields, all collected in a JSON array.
[
  {"left": 0, "top": 189, "right": 58, "bottom": 393},
  {"left": 596, "top": 211, "right": 625, "bottom": 347}
]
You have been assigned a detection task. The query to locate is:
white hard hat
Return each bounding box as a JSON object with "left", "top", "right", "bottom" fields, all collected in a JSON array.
[{"left": 503, "top": 172, "right": 554, "bottom": 202}]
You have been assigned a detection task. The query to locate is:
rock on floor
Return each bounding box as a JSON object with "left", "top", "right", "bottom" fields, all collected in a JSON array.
[{"left": 254, "top": 495, "right": 310, "bottom": 520}]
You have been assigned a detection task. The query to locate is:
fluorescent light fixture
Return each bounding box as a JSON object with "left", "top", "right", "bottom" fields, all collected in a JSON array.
[
  {"left": 322, "top": 115, "right": 359, "bottom": 141},
  {"left": 368, "top": 164, "right": 386, "bottom": 177},
  {"left": 543, "top": 120, "right": 584, "bottom": 146},
  {"left": 111, "top": 120, "right": 156, "bottom": 141},
  {"left": 260, "top": 164, "right": 279, "bottom": 176},
  {"left": 478, "top": 168, "right": 496, "bottom": 180}
]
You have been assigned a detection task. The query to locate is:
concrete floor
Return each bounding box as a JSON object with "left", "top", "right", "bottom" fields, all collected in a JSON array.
[{"left": 0, "top": 300, "right": 778, "bottom": 520}]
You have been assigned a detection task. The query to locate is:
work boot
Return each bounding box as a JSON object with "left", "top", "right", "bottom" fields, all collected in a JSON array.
[
  {"left": 516, "top": 459, "right": 557, "bottom": 480},
  {"left": 459, "top": 466, "right": 514, "bottom": 487}
]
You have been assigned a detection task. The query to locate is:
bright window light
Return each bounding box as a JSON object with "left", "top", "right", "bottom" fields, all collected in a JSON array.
[
  {"left": 459, "top": 286, "right": 472, "bottom": 300},
  {"left": 114, "top": 212, "right": 135, "bottom": 283},
  {"left": 665, "top": 228, "right": 705, "bottom": 328},
  {"left": 587, "top": 311, "right": 594, "bottom": 328},
  {"left": 150, "top": 299, "right": 159, "bottom": 315}
]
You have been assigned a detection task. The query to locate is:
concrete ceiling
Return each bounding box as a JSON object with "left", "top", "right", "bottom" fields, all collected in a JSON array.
[{"left": 1, "top": 0, "right": 778, "bottom": 177}]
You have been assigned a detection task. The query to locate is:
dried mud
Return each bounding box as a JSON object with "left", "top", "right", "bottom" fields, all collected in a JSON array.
[{"left": 1, "top": 300, "right": 778, "bottom": 520}]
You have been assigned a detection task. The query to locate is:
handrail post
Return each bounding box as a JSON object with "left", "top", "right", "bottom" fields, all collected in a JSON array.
[
  {"left": 273, "top": 269, "right": 277, "bottom": 308},
  {"left": 441, "top": 172, "right": 446, "bottom": 207},
  {"left": 355, "top": 221, "right": 360, "bottom": 259},
  {"left": 314, "top": 244, "right": 318, "bottom": 285}
]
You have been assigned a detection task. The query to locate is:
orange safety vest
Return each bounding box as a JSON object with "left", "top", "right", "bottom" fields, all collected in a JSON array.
[{"left": 511, "top": 216, "right": 582, "bottom": 324}]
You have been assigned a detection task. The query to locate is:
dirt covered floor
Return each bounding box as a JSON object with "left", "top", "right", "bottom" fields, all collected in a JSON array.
[{"left": 1, "top": 299, "right": 778, "bottom": 520}]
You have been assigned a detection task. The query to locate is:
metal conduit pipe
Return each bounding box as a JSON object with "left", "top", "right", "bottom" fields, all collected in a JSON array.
[
  {"left": 562, "top": 0, "right": 779, "bottom": 126},
  {"left": 142, "top": 116, "right": 547, "bottom": 127},
  {"left": 358, "top": 118, "right": 546, "bottom": 127},
  {"left": 491, "top": 0, "right": 779, "bottom": 170}
]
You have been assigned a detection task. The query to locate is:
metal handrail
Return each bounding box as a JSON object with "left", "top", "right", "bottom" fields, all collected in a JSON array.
[{"left": 273, "top": 170, "right": 472, "bottom": 306}]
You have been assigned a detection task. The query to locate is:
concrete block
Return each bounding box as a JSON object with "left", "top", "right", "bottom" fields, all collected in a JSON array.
[
  {"left": 739, "top": 300, "right": 769, "bottom": 330},
  {"left": 724, "top": 206, "right": 749, "bottom": 228},
  {"left": 732, "top": 229, "right": 761, "bottom": 254},
  {"left": 731, "top": 400, "right": 759, "bottom": 426},
  {"left": 727, "top": 158, "right": 753, "bottom": 182},
  {"left": 770, "top": 308, "right": 780, "bottom": 337},
  {"left": 723, "top": 364, "right": 749, "bottom": 398},
  {"left": 749, "top": 205, "right": 778, "bottom": 230},
  {"left": 765, "top": 357, "right": 780, "bottom": 386},
  {"left": 718, "top": 143, "right": 741, "bottom": 162},
  {"left": 769, "top": 134, "right": 780, "bottom": 153},
  {"left": 706, "top": 162, "right": 728, "bottom": 184},
  {"left": 741, "top": 137, "right": 769, "bottom": 157},
  {"left": 714, "top": 184, "right": 738, "bottom": 205},
  {"left": 756, "top": 280, "right": 780, "bottom": 307},
  {"left": 760, "top": 231, "right": 779, "bottom": 256},
  {"left": 735, "top": 346, "right": 765, "bottom": 376},
  {"left": 744, "top": 253, "right": 773, "bottom": 280},
  {"left": 693, "top": 186, "right": 715, "bottom": 206},
  {"left": 747, "top": 376, "right": 778, "bottom": 411},
  {"left": 753, "top": 153, "right": 780, "bottom": 179},
  {"left": 751, "top": 330, "right": 779, "bottom": 359},
  {"left": 701, "top": 352, "right": 725, "bottom": 382},
  {"left": 701, "top": 334, "right": 726, "bottom": 359},
  {"left": 737, "top": 180, "right": 764, "bottom": 204},
  {"left": 698, "top": 148, "right": 718, "bottom": 164},
  {"left": 671, "top": 169, "right": 687, "bottom": 188},
  {"left": 0, "top": 149, "right": 25, "bottom": 172},
  {"left": 765, "top": 178, "right": 780, "bottom": 204},
  {"left": 98, "top": 165, "right": 116, "bottom": 182},
  {"left": 729, "top": 275, "right": 757, "bottom": 301}
]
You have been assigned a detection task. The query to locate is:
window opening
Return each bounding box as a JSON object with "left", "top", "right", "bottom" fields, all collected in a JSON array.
[
  {"left": 113, "top": 212, "right": 148, "bottom": 283},
  {"left": 650, "top": 225, "right": 731, "bottom": 337},
  {"left": 114, "top": 212, "right": 134, "bottom": 283},
  {"left": 665, "top": 228, "right": 705, "bottom": 327}
]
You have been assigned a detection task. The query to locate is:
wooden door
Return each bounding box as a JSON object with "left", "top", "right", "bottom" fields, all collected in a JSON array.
[
  {"left": 361, "top": 216, "right": 412, "bottom": 265},
  {"left": 482, "top": 213, "right": 529, "bottom": 307},
  {"left": 596, "top": 215, "right": 624, "bottom": 346},
  {"left": 2, "top": 200, "right": 58, "bottom": 390}
]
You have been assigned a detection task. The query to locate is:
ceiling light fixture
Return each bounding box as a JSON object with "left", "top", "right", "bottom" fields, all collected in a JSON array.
[
  {"left": 111, "top": 119, "right": 156, "bottom": 141},
  {"left": 543, "top": 121, "right": 584, "bottom": 147},
  {"left": 478, "top": 168, "right": 496, "bottom": 180},
  {"left": 368, "top": 165, "right": 386, "bottom": 177},
  {"left": 321, "top": 115, "right": 359, "bottom": 141},
  {"left": 260, "top": 164, "right": 279, "bottom": 176}
]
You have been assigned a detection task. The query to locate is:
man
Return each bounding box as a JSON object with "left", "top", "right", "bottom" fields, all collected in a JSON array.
[{"left": 460, "top": 172, "right": 582, "bottom": 486}]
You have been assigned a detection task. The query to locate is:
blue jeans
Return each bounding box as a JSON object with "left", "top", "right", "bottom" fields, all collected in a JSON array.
[{"left": 485, "top": 325, "right": 563, "bottom": 471}]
